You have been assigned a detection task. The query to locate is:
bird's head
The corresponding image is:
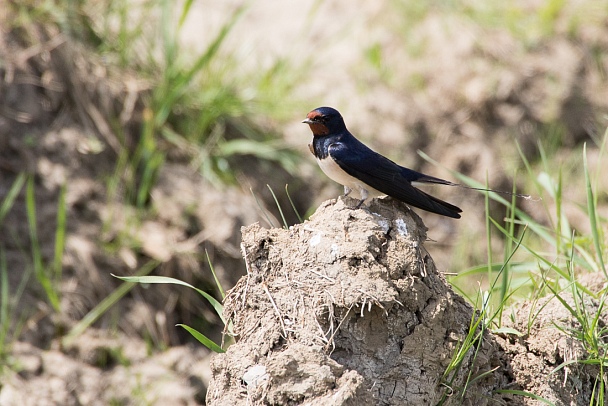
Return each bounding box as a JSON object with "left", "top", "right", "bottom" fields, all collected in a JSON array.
[{"left": 302, "top": 107, "right": 347, "bottom": 136}]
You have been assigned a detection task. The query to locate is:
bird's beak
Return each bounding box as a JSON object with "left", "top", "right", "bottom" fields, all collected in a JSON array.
[{"left": 302, "top": 118, "right": 313, "bottom": 124}]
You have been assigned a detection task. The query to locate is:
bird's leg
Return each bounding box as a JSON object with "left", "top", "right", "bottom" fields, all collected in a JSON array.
[
  {"left": 354, "top": 188, "right": 368, "bottom": 209},
  {"left": 343, "top": 186, "right": 352, "bottom": 197}
]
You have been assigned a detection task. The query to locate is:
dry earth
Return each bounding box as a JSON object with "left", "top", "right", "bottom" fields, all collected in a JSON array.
[{"left": 207, "top": 197, "right": 607, "bottom": 405}]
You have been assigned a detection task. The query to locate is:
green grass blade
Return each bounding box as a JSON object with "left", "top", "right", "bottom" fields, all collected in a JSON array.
[
  {"left": 498, "top": 180, "right": 519, "bottom": 323},
  {"left": 0, "top": 248, "right": 9, "bottom": 357},
  {"left": 590, "top": 370, "right": 605, "bottom": 406},
  {"left": 455, "top": 262, "right": 535, "bottom": 278},
  {"left": 135, "top": 149, "right": 164, "bottom": 209},
  {"left": 492, "top": 327, "right": 523, "bottom": 336},
  {"left": 25, "top": 177, "right": 42, "bottom": 279},
  {"left": 484, "top": 174, "right": 492, "bottom": 288},
  {"left": 26, "top": 176, "right": 60, "bottom": 312},
  {"left": 285, "top": 184, "right": 303, "bottom": 223},
  {"left": 583, "top": 143, "right": 606, "bottom": 278},
  {"left": 544, "top": 284, "right": 578, "bottom": 324},
  {"left": 218, "top": 139, "right": 286, "bottom": 160},
  {"left": 183, "top": 5, "right": 246, "bottom": 85},
  {"left": 549, "top": 359, "right": 580, "bottom": 374},
  {"left": 53, "top": 183, "right": 67, "bottom": 283},
  {"left": 177, "top": 323, "right": 224, "bottom": 353},
  {"left": 160, "top": 0, "right": 178, "bottom": 83},
  {"left": 592, "top": 126, "right": 608, "bottom": 189},
  {"left": 113, "top": 274, "right": 226, "bottom": 325},
  {"left": 205, "top": 249, "right": 225, "bottom": 299},
  {"left": 495, "top": 390, "right": 556, "bottom": 405},
  {"left": 489, "top": 225, "right": 527, "bottom": 319},
  {"left": 217, "top": 139, "right": 299, "bottom": 174},
  {"left": 177, "top": 0, "right": 194, "bottom": 28},
  {"left": 156, "top": 5, "right": 246, "bottom": 126},
  {"left": 267, "top": 184, "right": 288, "bottom": 229},
  {"left": 0, "top": 173, "right": 26, "bottom": 226},
  {"left": 555, "top": 168, "right": 564, "bottom": 255}
]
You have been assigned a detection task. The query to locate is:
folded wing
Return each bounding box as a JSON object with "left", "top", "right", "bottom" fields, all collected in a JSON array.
[{"left": 328, "top": 140, "right": 462, "bottom": 218}]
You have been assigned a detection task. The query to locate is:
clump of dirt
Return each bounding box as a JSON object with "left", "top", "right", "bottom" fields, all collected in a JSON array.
[
  {"left": 207, "top": 197, "right": 607, "bottom": 405},
  {"left": 207, "top": 197, "right": 512, "bottom": 405},
  {"left": 498, "top": 277, "right": 608, "bottom": 406}
]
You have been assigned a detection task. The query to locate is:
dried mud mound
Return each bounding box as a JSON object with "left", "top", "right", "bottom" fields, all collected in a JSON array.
[
  {"left": 208, "top": 197, "right": 607, "bottom": 405},
  {"left": 207, "top": 197, "right": 513, "bottom": 405}
]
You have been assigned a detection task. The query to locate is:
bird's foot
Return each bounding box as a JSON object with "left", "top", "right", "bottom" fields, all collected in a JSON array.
[{"left": 354, "top": 198, "right": 366, "bottom": 209}]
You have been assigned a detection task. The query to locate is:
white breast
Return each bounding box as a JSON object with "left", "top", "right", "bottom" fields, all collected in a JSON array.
[{"left": 317, "top": 157, "right": 384, "bottom": 199}]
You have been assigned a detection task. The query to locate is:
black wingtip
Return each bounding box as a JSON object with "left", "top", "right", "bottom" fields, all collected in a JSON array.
[{"left": 423, "top": 191, "right": 462, "bottom": 219}]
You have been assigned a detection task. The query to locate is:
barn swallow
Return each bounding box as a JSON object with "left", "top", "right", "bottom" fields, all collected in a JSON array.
[{"left": 302, "top": 106, "right": 462, "bottom": 218}]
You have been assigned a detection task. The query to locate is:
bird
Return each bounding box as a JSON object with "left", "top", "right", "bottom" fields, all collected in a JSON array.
[{"left": 302, "top": 106, "right": 463, "bottom": 219}]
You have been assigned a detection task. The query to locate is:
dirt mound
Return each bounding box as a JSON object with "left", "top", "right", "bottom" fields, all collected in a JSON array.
[
  {"left": 207, "top": 198, "right": 511, "bottom": 405},
  {"left": 207, "top": 198, "right": 606, "bottom": 405}
]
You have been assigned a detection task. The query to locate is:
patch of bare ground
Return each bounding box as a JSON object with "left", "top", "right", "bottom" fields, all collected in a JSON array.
[
  {"left": 0, "top": 15, "right": 274, "bottom": 404},
  {"left": 1, "top": 329, "right": 210, "bottom": 406},
  {"left": 498, "top": 272, "right": 608, "bottom": 406}
]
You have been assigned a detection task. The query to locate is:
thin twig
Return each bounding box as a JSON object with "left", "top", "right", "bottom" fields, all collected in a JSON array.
[
  {"left": 309, "top": 268, "right": 335, "bottom": 282},
  {"left": 263, "top": 282, "right": 287, "bottom": 338},
  {"left": 324, "top": 303, "right": 354, "bottom": 352}
]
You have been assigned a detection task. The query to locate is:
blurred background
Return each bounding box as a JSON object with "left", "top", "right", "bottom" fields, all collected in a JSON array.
[{"left": 0, "top": 0, "right": 607, "bottom": 403}]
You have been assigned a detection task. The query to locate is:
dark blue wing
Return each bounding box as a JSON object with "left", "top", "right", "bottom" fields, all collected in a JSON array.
[{"left": 328, "top": 137, "right": 462, "bottom": 218}]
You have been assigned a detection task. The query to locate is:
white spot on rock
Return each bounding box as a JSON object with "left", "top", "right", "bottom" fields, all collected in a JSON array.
[
  {"left": 243, "top": 364, "right": 268, "bottom": 388},
  {"left": 376, "top": 219, "right": 390, "bottom": 233},
  {"left": 309, "top": 233, "right": 322, "bottom": 247},
  {"left": 330, "top": 244, "right": 340, "bottom": 261},
  {"left": 395, "top": 219, "right": 408, "bottom": 236}
]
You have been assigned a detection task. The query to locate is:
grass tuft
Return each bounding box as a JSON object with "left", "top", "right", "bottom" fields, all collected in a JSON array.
[
  {"left": 437, "top": 128, "right": 608, "bottom": 404},
  {"left": 25, "top": 176, "right": 62, "bottom": 312}
]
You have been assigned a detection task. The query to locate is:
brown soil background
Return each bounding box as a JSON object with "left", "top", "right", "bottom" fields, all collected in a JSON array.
[{"left": 1, "top": 0, "right": 608, "bottom": 405}]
